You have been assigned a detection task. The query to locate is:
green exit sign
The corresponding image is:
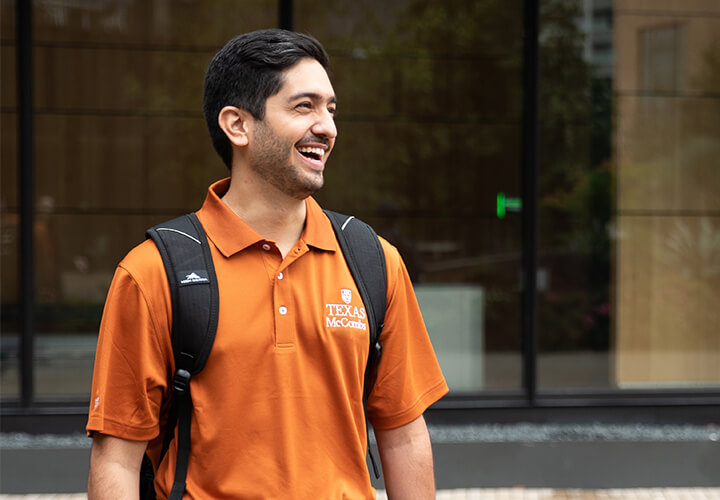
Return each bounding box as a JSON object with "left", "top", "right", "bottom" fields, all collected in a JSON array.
[{"left": 496, "top": 193, "right": 522, "bottom": 219}]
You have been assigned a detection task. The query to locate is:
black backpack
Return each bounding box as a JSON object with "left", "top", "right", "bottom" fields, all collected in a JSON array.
[{"left": 141, "top": 210, "right": 387, "bottom": 500}]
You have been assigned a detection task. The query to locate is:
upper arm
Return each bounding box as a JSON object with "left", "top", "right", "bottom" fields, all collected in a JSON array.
[
  {"left": 374, "top": 415, "right": 435, "bottom": 500},
  {"left": 374, "top": 414, "right": 430, "bottom": 450},
  {"left": 90, "top": 433, "right": 148, "bottom": 471},
  {"left": 88, "top": 434, "right": 148, "bottom": 500}
]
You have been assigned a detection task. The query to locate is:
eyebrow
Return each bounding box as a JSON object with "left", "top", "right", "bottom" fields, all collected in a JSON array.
[{"left": 289, "top": 92, "right": 337, "bottom": 105}]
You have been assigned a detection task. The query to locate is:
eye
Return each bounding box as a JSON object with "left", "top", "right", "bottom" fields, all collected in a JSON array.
[{"left": 296, "top": 101, "right": 312, "bottom": 111}]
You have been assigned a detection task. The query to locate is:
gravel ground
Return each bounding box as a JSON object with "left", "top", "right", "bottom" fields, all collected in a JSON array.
[{"left": 2, "top": 423, "right": 719, "bottom": 449}]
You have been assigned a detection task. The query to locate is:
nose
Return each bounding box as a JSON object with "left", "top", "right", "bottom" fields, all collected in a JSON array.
[{"left": 311, "top": 110, "right": 337, "bottom": 140}]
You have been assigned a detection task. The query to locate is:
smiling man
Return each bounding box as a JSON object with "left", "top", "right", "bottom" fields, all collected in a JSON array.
[{"left": 86, "top": 29, "right": 448, "bottom": 500}]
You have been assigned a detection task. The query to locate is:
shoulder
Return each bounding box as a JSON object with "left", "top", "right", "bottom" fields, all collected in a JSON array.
[
  {"left": 101, "top": 238, "right": 172, "bottom": 348},
  {"left": 376, "top": 235, "right": 414, "bottom": 302},
  {"left": 112, "top": 238, "right": 169, "bottom": 309},
  {"left": 118, "top": 239, "right": 165, "bottom": 281},
  {"left": 378, "top": 236, "right": 402, "bottom": 271}
]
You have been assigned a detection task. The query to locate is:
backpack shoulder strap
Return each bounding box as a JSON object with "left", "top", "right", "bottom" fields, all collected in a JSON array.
[
  {"left": 324, "top": 209, "right": 387, "bottom": 478},
  {"left": 145, "top": 212, "right": 219, "bottom": 500},
  {"left": 146, "top": 213, "right": 219, "bottom": 374},
  {"left": 324, "top": 210, "right": 387, "bottom": 350}
]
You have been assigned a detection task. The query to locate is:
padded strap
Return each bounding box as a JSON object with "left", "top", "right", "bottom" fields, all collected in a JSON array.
[
  {"left": 147, "top": 213, "right": 219, "bottom": 375},
  {"left": 146, "top": 213, "right": 219, "bottom": 499},
  {"left": 324, "top": 210, "right": 387, "bottom": 478},
  {"left": 323, "top": 210, "right": 386, "bottom": 350}
]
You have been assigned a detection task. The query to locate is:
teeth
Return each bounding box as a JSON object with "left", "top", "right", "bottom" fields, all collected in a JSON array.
[{"left": 297, "top": 146, "right": 325, "bottom": 157}]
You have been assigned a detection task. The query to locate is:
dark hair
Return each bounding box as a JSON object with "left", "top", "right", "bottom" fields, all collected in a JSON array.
[{"left": 202, "top": 29, "right": 330, "bottom": 169}]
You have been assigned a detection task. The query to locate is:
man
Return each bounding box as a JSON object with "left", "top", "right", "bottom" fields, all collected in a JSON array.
[{"left": 87, "top": 29, "right": 448, "bottom": 499}]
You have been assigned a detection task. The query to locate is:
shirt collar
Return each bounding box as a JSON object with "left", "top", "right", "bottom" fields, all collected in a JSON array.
[{"left": 196, "top": 178, "right": 337, "bottom": 258}]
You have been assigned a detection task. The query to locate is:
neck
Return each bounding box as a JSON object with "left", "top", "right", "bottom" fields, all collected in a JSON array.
[{"left": 221, "top": 171, "right": 307, "bottom": 258}]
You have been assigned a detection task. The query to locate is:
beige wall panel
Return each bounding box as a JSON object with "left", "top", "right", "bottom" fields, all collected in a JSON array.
[
  {"left": 614, "top": 13, "right": 720, "bottom": 94},
  {"left": 615, "top": 0, "right": 720, "bottom": 14},
  {"left": 615, "top": 95, "right": 720, "bottom": 212},
  {"left": 614, "top": 1, "right": 720, "bottom": 388},
  {"left": 615, "top": 215, "right": 720, "bottom": 385}
]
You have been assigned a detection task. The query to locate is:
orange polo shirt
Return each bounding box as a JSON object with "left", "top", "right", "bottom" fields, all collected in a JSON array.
[{"left": 87, "top": 178, "right": 448, "bottom": 499}]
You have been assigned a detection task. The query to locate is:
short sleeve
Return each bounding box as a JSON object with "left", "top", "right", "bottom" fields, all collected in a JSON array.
[
  {"left": 366, "top": 239, "right": 448, "bottom": 430},
  {"left": 86, "top": 241, "right": 173, "bottom": 441}
]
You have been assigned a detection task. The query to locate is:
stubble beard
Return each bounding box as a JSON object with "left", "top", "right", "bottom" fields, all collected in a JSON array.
[{"left": 250, "top": 121, "right": 325, "bottom": 200}]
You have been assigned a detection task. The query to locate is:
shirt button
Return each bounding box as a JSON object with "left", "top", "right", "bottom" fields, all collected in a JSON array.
[
  {"left": 278, "top": 272, "right": 284, "bottom": 280},
  {"left": 262, "top": 243, "right": 271, "bottom": 251},
  {"left": 279, "top": 306, "right": 288, "bottom": 315}
]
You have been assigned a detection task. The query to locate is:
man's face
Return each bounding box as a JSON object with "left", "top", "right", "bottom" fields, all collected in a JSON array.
[{"left": 247, "top": 58, "right": 337, "bottom": 200}]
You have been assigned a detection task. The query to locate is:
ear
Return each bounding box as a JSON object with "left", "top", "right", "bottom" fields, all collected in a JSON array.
[{"left": 218, "top": 106, "right": 252, "bottom": 147}]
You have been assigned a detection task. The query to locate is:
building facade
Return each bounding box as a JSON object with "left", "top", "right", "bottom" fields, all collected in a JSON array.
[{"left": 1, "top": 0, "right": 719, "bottom": 422}]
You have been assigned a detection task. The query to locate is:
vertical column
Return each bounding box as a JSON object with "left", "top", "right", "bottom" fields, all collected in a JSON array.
[
  {"left": 278, "top": 0, "right": 293, "bottom": 31},
  {"left": 17, "top": 0, "right": 34, "bottom": 407},
  {"left": 521, "top": 0, "right": 539, "bottom": 405}
]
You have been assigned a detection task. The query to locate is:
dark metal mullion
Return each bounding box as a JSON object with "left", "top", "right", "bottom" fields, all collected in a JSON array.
[
  {"left": 278, "top": 0, "right": 293, "bottom": 31},
  {"left": 521, "top": 0, "right": 540, "bottom": 406},
  {"left": 17, "top": 0, "right": 35, "bottom": 407}
]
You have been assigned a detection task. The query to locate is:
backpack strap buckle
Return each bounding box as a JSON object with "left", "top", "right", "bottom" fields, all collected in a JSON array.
[{"left": 172, "top": 369, "right": 191, "bottom": 395}]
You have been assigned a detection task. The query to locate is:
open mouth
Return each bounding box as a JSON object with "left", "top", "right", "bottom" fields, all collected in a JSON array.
[{"left": 297, "top": 146, "right": 325, "bottom": 163}]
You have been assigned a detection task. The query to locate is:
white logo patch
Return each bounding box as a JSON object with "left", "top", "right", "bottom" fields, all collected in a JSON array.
[
  {"left": 180, "top": 272, "right": 209, "bottom": 284},
  {"left": 341, "top": 288, "right": 352, "bottom": 304}
]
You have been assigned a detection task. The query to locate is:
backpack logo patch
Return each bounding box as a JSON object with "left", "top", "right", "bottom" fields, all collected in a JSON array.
[{"left": 179, "top": 271, "right": 210, "bottom": 285}]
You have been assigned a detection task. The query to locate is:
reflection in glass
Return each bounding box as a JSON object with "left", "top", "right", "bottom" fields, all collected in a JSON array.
[
  {"left": 298, "top": 0, "right": 525, "bottom": 392},
  {"left": 614, "top": 4, "right": 720, "bottom": 388},
  {"left": 0, "top": 209, "right": 20, "bottom": 399},
  {"left": 1, "top": 0, "right": 19, "bottom": 398},
  {"left": 23, "top": 0, "right": 278, "bottom": 398},
  {"left": 538, "top": 0, "right": 720, "bottom": 390}
]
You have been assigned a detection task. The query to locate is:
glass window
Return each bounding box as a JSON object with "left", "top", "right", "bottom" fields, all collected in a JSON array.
[
  {"left": 538, "top": 0, "right": 720, "bottom": 390},
  {"left": 28, "top": 0, "right": 278, "bottom": 398},
  {"left": 1, "top": 0, "right": 19, "bottom": 399},
  {"left": 297, "top": 0, "right": 525, "bottom": 393}
]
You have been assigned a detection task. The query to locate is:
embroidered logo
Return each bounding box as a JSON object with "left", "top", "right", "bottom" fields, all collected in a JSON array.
[
  {"left": 179, "top": 271, "right": 209, "bottom": 285},
  {"left": 325, "top": 288, "right": 367, "bottom": 331}
]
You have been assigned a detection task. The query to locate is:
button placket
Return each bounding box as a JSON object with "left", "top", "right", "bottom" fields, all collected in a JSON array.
[
  {"left": 273, "top": 261, "right": 294, "bottom": 348},
  {"left": 271, "top": 244, "right": 307, "bottom": 350}
]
